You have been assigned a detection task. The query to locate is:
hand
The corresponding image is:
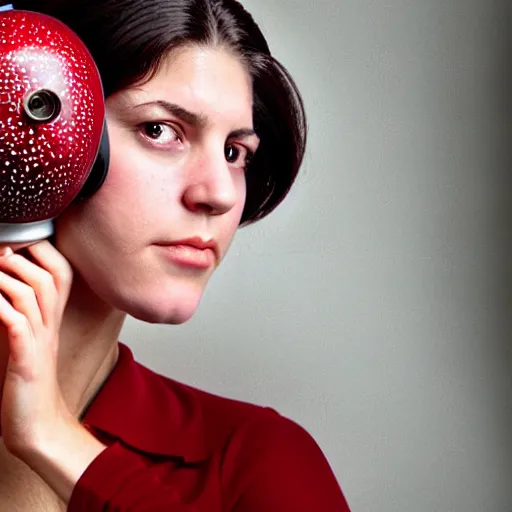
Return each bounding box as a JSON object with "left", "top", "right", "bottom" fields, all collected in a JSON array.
[
  {"left": 0, "top": 241, "right": 74, "bottom": 458},
  {"left": 0, "top": 241, "right": 107, "bottom": 503}
]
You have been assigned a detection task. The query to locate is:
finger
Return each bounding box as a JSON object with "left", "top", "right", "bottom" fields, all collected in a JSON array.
[
  {"left": 0, "top": 292, "right": 36, "bottom": 380},
  {"left": 0, "top": 252, "right": 57, "bottom": 327},
  {"left": 25, "top": 241, "right": 73, "bottom": 308},
  {"left": 0, "top": 241, "right": 39, "bottom": 255},
  {"left": 0, "top": 266, "right": 44, "bottom": 332}
]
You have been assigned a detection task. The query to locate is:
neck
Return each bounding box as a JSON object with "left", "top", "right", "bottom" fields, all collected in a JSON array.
[{"left": 58, "top": 272, "right": 126, "bottom": 418}]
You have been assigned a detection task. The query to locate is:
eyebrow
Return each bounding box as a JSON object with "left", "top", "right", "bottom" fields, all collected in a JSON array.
[{"left": 135, "top": 100, "right": 258, "bottom": 140}]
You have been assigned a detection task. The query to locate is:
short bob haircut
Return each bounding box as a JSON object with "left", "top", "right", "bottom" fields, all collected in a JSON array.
[{"left": 14, "top": 0, "right": 307, "bottom": 225}]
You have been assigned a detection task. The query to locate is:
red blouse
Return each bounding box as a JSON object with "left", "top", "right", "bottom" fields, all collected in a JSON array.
[{"left": 69, "top": 343, "right": 351, "bottom": 511}]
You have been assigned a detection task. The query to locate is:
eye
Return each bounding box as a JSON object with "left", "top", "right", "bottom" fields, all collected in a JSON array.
[
  {"left": 141, "top": 122, "right": 181, "bottom": 145},
  {"left": 225, "top": 143, "right": 253, "bottom": 170}
]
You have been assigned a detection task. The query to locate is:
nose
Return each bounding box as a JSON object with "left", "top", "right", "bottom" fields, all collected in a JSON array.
[{"left": 182, "top": 145, "right": 240, "bottom": 216}]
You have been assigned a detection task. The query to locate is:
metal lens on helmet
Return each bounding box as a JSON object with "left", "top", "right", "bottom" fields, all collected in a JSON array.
[{"left": 24, "top": 89, "right": 61, "bottom": 122}]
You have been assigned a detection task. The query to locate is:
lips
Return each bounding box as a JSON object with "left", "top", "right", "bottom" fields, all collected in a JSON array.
[{"left": 155, "top": 237, "right": 219, "bottom": 269}]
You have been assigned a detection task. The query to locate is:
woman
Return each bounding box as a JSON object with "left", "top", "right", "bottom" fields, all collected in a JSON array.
[{"left": 0, "top": 0, "right": 351, "bottom": 510}]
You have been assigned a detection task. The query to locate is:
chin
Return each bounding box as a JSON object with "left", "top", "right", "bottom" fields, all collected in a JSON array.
[
  {"left": 109, "top": 281, "right": 205, "bottom": 325},
  {"left": 130, "top": 303, "right": 198, "bottom": 325}
]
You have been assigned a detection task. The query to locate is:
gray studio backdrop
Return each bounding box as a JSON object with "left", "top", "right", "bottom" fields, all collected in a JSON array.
[{"left": 121, "top": 1, "right": 512, "bottom": 511}]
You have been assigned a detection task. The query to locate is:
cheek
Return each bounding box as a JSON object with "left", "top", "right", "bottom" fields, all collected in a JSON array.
[
  {"left": 215, "top": 179, "right": 245, "bottom": 260},
  {"left": 235, "top": 174, "right": 248, "bottom": 223},
  {"left": 105, "top": 125, "right": 185, "bottom": 218},
  {"left": 105, "top": 133, "right": 154, "bottom": 205},
  {"left": 81, "top": 131, "right": 175, "bottom": 241}
]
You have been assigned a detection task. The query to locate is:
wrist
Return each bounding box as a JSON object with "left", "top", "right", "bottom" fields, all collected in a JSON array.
[{"left": 22, "top": 417, "right": 107, "bottom": 503}]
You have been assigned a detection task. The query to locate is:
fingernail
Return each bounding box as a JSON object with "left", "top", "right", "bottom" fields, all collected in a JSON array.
[{"left": 0, "top": 247, "right": 13, "bottom": 257}]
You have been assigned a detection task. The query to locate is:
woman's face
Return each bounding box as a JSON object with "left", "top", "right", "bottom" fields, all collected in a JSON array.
[{"left": 54, "top": 45, "right": 259, "bottom": 324}]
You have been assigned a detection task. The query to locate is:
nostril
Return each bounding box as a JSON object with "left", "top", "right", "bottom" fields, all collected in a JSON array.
[{"left": 191, "top": 202, "right": 215, "bottom": 214}]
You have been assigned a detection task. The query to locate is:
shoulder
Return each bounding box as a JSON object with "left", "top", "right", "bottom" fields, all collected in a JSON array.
[
  {"left": 131, "top": 354, "right": 318, "bottom": 453},
  {"left": 173, "top": 377, "right": 349, "bottom": 510},
  {"left": 134, "top": 356, "right": 287, "bottom": 447},
  {"left": 130, "top": 354, "right": 350, "bottom": 510}
]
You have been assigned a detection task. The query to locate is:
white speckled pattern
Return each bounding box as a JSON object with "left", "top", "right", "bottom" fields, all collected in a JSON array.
[{"left": 0, "top": 10, "right": 104, "bottom": 223}]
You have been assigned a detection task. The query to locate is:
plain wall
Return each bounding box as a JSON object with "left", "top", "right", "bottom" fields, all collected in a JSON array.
[{"left": 120, "top": 1, "right": 512, "bottom": 510}]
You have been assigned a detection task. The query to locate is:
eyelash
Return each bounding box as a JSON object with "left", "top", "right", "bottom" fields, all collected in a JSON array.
[
  {"left": 138, "top": 122, "right": 255, "bottom": 171},
  {"left": 225, "top": 144, "right": 255, "bottom": 172},
  {"left": 139, "top": 122, "right": 182, "bottom": 145}
]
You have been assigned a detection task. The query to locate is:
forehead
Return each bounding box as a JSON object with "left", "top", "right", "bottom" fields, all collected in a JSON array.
[{"left": 125, "top": 45, "right": 254, "bottom": 123}]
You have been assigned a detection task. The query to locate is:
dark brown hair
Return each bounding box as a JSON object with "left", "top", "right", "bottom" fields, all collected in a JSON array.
[{"left": 15, "top": 0, "right": 307, "bottom": 225}]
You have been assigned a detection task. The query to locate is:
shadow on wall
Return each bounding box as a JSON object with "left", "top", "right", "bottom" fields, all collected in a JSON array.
[{"left": 489, "top": 0, "right": 512, "bottom": 473}]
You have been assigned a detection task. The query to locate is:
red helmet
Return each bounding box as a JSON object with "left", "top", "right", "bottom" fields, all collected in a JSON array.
[{"left": 0, "top": 6, "right": 108, "bottom": 242}]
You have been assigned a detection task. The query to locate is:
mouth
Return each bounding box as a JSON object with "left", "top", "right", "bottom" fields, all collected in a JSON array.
[{"left": 154, "top": 237, "right": 219, "bottom": 270}]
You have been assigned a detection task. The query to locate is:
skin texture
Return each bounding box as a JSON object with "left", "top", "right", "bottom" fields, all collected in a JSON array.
[
  {"left": 56, "top": 44, "right": 258, "bottom": 325},
  {"left": 0, "top": 44, "right": 260, "bottom": 504}
]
